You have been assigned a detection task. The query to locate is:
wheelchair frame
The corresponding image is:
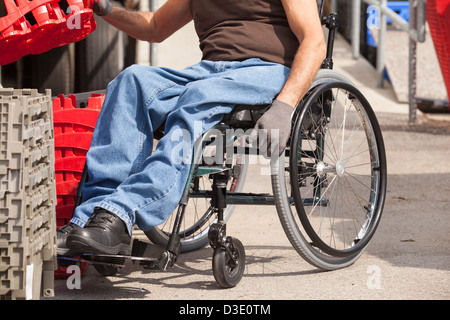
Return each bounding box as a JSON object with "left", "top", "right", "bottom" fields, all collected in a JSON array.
[
  {"left": 153, "top": 2, "right": 340, "bottom": 275},
  {"left": 61, "top": 1, "right": 387, "bottom": 288}
]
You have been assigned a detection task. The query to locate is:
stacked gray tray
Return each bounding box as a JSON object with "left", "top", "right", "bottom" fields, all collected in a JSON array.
[{"left": 0, "top": 88, "right": 57, "bottom": 300}]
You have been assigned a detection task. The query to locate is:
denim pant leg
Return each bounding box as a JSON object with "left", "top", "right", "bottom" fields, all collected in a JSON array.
[
  {"left": 88, "top": 59, "right": 291, "bottom": 233},
  {"left": 70, "top": 64, "right": 205, "bottom": 230}
]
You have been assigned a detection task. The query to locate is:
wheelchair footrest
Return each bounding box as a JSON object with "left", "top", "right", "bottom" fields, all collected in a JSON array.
[
  {"left": 57, "top": 239, "right": 165, "bottom": 269},
  {"left": 57, "top": 252, "right": 159, "bottom": 269}
]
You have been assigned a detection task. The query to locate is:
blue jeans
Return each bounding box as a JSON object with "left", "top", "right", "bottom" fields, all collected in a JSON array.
[{"left": 71, "top": 58, "right": 290, "bottom": 234}]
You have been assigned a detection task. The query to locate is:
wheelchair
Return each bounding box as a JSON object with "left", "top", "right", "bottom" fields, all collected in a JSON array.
[{"left": 60, "top": 1, "right": 387, "bottom": 288}]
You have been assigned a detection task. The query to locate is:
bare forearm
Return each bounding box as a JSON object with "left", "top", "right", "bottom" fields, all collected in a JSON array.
[
  {"left": 101, "top": 0, "right": 192, "bottom": 43},
  {"left": 278, "top": 0, "right": 326, "bottom": 107},
  {"left": 102, "top": 7, "right": 155, "bottom": 42},
  {"left": 276, "top": 39, "right": 326, "bottom": 107}
]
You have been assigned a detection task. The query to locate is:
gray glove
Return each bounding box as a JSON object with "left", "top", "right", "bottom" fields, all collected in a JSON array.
[
  {"left": 249, "top": 100, "right": 293, "bottom": 158},
  {"left": 93, "top": 0, "right": 112, "bottom": 16}
]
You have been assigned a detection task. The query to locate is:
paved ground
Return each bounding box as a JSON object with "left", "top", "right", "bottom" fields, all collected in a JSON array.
[{"left": 46, "top": 21, "right": 450, "bottom": 302}]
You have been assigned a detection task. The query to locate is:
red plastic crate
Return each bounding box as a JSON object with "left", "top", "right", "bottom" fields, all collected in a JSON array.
[
  {"left": 52, "top": 92, "right": 103, "bottom": 278},
  {"left": 427, "top": 0, "right": 450, "bottom": 108},
  {"left": 52, "top": 92, "right": 103, "bottom": 228},
  {"left": 0, "top": 0, "right": 96, "bottom": 65}
]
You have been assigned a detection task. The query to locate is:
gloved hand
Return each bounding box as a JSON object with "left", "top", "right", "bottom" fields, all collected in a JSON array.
[
  {"left": 248, "top": 100, "right": 293, "bottom": 158},
  {"left": 93, "top": 0, "right": 112, "bottom": 16}
]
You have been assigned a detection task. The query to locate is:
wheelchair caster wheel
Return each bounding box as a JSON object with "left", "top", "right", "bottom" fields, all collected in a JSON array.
[{"left": 212, "top": 237, "right": 245, "bottom": 288}]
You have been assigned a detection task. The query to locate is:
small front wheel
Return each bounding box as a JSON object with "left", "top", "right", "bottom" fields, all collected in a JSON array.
[{"left": 212, "top": 237, "right": 246, "bottom": 288}]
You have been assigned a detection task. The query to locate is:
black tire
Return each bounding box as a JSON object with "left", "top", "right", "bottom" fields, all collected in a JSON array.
[
  {"left": 212, "top": 237, "right": 246, "bottom": 288},
  {"left": 272, "top": 80, "right": 387, "bottom": 270}
]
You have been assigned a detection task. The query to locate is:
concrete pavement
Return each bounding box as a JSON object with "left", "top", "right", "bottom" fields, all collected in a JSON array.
[{"left": 47, "top": 22, "right": 450, "bottom": 301}]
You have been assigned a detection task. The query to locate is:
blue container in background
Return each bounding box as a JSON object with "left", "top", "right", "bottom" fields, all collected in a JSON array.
[{"left": 367, "top": 1, "right": 410, "bottom": 47}]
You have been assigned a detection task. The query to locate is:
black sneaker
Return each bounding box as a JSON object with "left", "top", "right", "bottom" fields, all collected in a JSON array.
[
  {"left": 57, "top": 223, "right": 82, "bottom": 256},
  {"left": 66, "top": 208, "right": 131, "bottom": 255}
]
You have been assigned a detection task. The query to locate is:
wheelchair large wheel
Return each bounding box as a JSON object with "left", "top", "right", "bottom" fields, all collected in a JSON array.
[
  {"left": 145, "top": 137, "right": 249, "bottom": 253},
  {"left": 272, "top": 80, "right": 387, "bottom": 270}
]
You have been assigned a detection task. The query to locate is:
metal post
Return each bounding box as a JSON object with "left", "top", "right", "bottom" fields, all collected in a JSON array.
[
  {"left": 351, "top": 0, "right": 361, "bottom": 59},
  {"left": 416, "top": 0, "right": 426, "bottom": 43},
  {"left": 150, "top": 0, "right": 159, "bottom": 66},
  {"left": 330, "top": 0, "right": 337, "bottom": 13},
  {"left": 408, "top": 0, "right": 418, "bottom": 123},
  {"left": 376, "top": 0, "right": 387, "bottom": 88},
  {"left": 361, "top": 0, "right": 426, "bottom": 122}
]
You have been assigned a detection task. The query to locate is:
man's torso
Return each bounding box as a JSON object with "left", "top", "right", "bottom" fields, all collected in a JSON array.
[{"left": 189, "top": 0, "right": 299, "bottom": 67}]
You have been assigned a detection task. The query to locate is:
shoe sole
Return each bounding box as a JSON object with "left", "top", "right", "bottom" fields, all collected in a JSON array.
[{"left": 66, "top": 234, "right": 131, "bottom": 256}]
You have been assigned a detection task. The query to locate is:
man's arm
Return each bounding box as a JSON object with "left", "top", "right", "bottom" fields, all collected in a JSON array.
[
  {"left": 277, "top": 0, "right": 326, "bottom": 107},
  {"left": 98, "top": 0, "right": 192, "bottom": 43},
  {"left": 250, "top": 0, "right": 326, "bottom": 157}
]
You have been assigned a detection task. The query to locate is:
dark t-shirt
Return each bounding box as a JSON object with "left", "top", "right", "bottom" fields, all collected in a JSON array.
[{"left": 189, "top": 0, "right": 299, "bottom": 67}]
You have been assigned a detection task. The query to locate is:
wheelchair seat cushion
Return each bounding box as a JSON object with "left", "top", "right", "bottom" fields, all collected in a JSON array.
[
  {"left": 153, "top": 104, "right": 270, "bottom": 139},
  {"left": 221, "top": 104, "right": 270, "bottom": 129}
]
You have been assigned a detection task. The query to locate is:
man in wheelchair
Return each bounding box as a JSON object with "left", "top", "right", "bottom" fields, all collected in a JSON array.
[{"left": 57, "top": 0, "right": 326, "bottom": 257}]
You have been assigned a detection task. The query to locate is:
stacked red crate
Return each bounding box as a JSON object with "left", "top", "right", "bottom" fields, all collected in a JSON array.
[
  {"left": 52, "top": 93, "right": 103, "bottom": 228},
  {"left": 52, "top": 93, "right": 103, "bottom": 278}
]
